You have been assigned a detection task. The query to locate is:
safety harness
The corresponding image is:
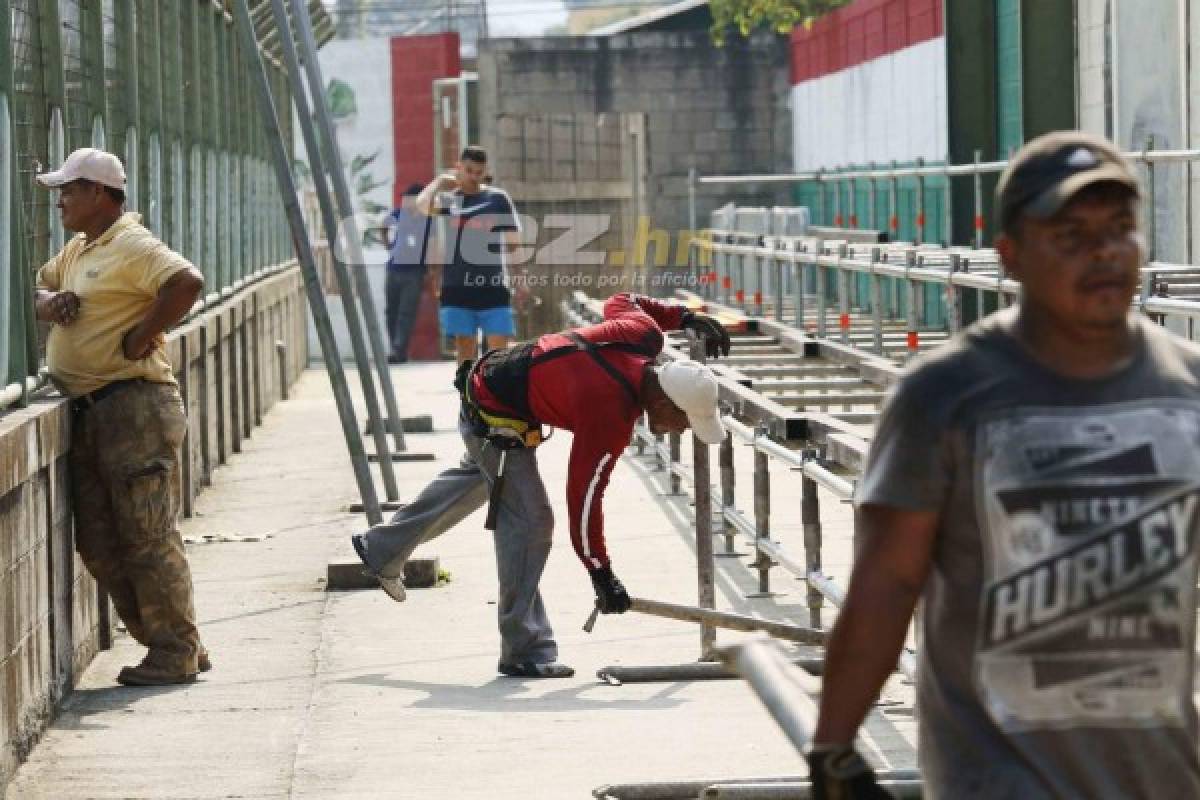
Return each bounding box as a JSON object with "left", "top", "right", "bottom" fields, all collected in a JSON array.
[{"left": 455, "top": 332, "right": 653, "bottom": 529}]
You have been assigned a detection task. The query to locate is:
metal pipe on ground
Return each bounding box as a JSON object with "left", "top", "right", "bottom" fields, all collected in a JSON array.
[
  {"left": 596, "top": 658, "right": 824, "bottom": 685},
  {"left": 700, "top": 776, "right": 924, "bottom": 799},
  {"left": 584, "top": 597, "right": 826, "bottom": 646},
  {"left": 593, "top": 776, "right": 807, "bottom": 800}
]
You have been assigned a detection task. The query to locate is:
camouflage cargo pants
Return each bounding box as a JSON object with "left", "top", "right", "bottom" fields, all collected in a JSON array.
[{"left": 69, "top": 380, "right": 200, "bottom": 674}]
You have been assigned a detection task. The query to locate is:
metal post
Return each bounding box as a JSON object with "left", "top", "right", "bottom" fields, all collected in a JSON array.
[
  {"left": 815, "top": 170, "right": 825, "bottom": 225},
  {"left": 973, "top": 149, "right": 984, "bottom": 249},
  {"left": 688, "top": 165, "right": 697, "bottom": 243},
  {"left": 755, "top": 239, "right": 765, "bottom": 316},
  {"left": 888, "top": 160, "right": 899, "bottom": 240},
  {"left": 1144, "top": 135, "right": 1157, "bottom": 262},
  {"left": 738, "top": 245, "right": 748, "bottom": 312},
  {"left": 947, "top": 253, "right": 963, "bottom": 333},
  {"left": 801, "top": 471, "right": 823, "bottom": 629},
  {"left": 792, "top": 240, "right": 805, "bottom": 330},
  {"left": 688, "top": 233, "right": 698, "bottom": 293},
  {"left": 869, "top": 247, "right": 884, "bottom": 355},
  {"left": 290, "top": 0, "right": 410, "bottom": 453},
  {"left": 751, "top": 425, "right": 773, "bottom": 596},
  {"left": 668, "top": 430, "right": 682, "bottom": 495},
  {"left": 867, "top": 164, "right": 877, "bottom": 231},
  {"left": 773, "top": 240, "right": 784, "bottom": 322},
  {"left": 270, "top": 0, "right": 399, "bottom": 502},
  {"left": 836, "top": 243, "right": 850, "bottom": 344},
  {"left": 915, "top": 157, "right": 926, "bottom": 244},
  {"left": 942, "top": 166, "right": 952, "bottom": 247},
  {"left": 904, "top": 249, "right": 919, "bottom": 360},
  {"left": 231, "top": 0, "right": 382, "bottom": 525},
  {"left": 832, "top": 174, "right": 841, "bottom": 227},
  {"left": 690, "top": 335, "right": 716, "bottom": 659},
  {"left": 814, "top": 240, "right": 828, "bottom": 338},
  {"left": 719, "top": 431, "right": 738, "bottom": 556},
  {"left": 723, "top": 236, "right": 733, "bottom": 306}
]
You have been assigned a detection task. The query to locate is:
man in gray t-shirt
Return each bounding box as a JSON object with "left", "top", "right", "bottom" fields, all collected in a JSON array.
[{"left": 809, "top": 131, "right": 1200, "bottom": 800}]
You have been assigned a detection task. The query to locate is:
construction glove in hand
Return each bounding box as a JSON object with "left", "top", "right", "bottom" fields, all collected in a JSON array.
[
  {"left": 589, "top": 565, "right": 632, "bottom": 614},
  {"left": 681, "top": 311, "right": 732, "bottom": 359},
  {"left": 806, "top": 746, "right": 896, "bottom": 800}
]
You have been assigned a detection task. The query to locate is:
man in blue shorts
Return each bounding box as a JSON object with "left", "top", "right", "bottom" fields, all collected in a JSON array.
[{"left": 417, "top": 146, "right": 521, "bottom": 363}]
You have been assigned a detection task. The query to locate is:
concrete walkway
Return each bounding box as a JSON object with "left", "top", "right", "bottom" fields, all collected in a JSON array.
[{"left": 5, "top": 363, "right": 915, "bottom": 800}]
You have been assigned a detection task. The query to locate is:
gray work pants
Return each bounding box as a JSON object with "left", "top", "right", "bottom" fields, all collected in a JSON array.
[{"left": 360, "top": 408, "right": 558, "bottom": 665}]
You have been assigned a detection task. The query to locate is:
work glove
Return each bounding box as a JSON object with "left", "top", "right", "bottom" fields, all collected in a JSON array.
[
  {"left": 681, "top": 311, "right": 732, "bottom": 359},
  {"left": 806, "top": 745, "right": 896, "bottom": 800},
  {"left": 589, "top": 565, "right": 632, "bottom": 614}
]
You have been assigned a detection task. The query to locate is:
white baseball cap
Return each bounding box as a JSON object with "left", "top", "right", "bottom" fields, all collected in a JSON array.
[
  {"left": 36, "top": 148, "right": 126, "bottom": 190},
  {"left": 657, "top": 360, "right": 726, "bottom": 445}
]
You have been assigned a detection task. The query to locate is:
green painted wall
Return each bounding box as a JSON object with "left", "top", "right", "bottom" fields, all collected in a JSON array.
[
  {"left": 1021, "top": 0, "right": 1076, "bottom": 137},
  {"left": 946, "top": 0, "right": 999, "bottom": 246},
  {"left": 995, "top": 0, "right": 1023, "bottom": 156}
]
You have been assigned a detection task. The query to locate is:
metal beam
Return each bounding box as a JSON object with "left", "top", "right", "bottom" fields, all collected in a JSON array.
[
  {"left": 231, "top": 0, "right": 382, "bottom": 524},
  {"left": 268, "top": 0, "right": 400, "bottom": 501},
  {"left": 289, "top": 0, "right": 411, "bottom": 454}
]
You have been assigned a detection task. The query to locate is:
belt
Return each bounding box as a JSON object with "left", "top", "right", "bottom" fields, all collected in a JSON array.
[
  {"left": 462, "top": 363, "right": 544, "bottom": 449},
  {"left": 70, "top": 379, "right": 142, "bottom": 414}
]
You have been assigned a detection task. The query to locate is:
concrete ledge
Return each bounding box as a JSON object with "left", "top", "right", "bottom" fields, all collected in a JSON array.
[{"left": 0, "top": 262, "right": 309, "bottom": 793}]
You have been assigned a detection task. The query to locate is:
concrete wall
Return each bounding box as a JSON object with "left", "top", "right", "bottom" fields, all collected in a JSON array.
[
  {"left": 0, "top": 264, "right": 308, "bottom": 790},
  {"left": 478, "top": 31, "right": 793, "bottom": 242}
]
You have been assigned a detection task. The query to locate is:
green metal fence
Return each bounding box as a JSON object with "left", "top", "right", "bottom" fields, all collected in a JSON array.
[{"left": 1, "top": 1, "right": 334, "bottom": 410}]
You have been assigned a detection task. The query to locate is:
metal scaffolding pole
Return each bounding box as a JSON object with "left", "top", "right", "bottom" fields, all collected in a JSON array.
[
  {"left": 231, "top": 0, "right": 382, "bottom": 524},
  {"left": 289, "top": 0, "right": 413, "bottom": 456},
  {"left": 269, "top": 0, "right": 400, "bottom": 503}
]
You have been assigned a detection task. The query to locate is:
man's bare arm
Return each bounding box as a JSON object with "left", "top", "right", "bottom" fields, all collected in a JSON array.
[
  {"left": 813, "top": 504, "right": 939, "bottom": 746},
  {"left": 123, "top": 267, "right": 205, "bottom": 360},
  {"left": 416, "top": 174, "right": 456, "bottom": 217}
]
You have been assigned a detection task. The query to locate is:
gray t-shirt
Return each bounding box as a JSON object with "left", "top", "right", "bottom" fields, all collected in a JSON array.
[{"left": 858, "top": 307, "right": 1200, "bottom": 799}]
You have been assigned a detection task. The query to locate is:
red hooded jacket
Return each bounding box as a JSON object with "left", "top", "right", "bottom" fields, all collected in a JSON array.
[{"left": 470, "top": 293, "right": 687, "bottom": 569}]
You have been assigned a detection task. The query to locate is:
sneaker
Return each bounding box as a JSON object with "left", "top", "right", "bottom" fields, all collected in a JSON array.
[
  {"left": 351, "top": 533, "right": 407, "bottom": 603},
  {"left": 117, "top": 661, "right": 197, "bottom": 687},
  {"left": 377, "top": 574, "right": 407, "bottom": 603},
  {"left": 497, "top": 661, "right": 575, "bottom": 679}
]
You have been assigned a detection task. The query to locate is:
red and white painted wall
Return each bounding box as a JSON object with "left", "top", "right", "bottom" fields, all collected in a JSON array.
[
  {"left": 303, "top": 33, "right": 460, "bottom": 361},
  {"left": 790, "top": 0, "right": 947, "bottom": 173}
]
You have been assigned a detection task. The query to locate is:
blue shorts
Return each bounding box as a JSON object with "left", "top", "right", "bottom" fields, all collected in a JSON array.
[{"left": 439, "top": 305, "right": 516, "bottom": 338}]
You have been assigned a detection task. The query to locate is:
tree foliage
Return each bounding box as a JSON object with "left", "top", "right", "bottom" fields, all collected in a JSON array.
[{"left": 709, "top": 0, "right": 851, "bottom": 44}]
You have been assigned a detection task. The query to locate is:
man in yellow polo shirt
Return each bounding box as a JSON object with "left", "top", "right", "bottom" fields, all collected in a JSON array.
[{"left": 34, "top": 148, "right": 208, "bottom": 686}]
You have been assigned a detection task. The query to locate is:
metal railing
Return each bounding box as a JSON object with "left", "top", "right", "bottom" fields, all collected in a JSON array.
[
  {"left": 690, "top": 232, "right": 1200, "bottom": 343},
  {"left": 1, "top": 1, "right": 335, "bottom": 413},
  {"left": 688, "top": 142, "right": 1200, "bottom": 253},
  {"left": 562, "top": 294, "right": 920, "bottom": 798}
]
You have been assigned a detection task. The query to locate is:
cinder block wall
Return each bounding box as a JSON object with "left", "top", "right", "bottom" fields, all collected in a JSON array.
[
  {"left": 0, "top": 264, "right": 308, "bottom": 790},
  {"left": 479, "top": 31, "right": 794, "bottom": 242}
]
